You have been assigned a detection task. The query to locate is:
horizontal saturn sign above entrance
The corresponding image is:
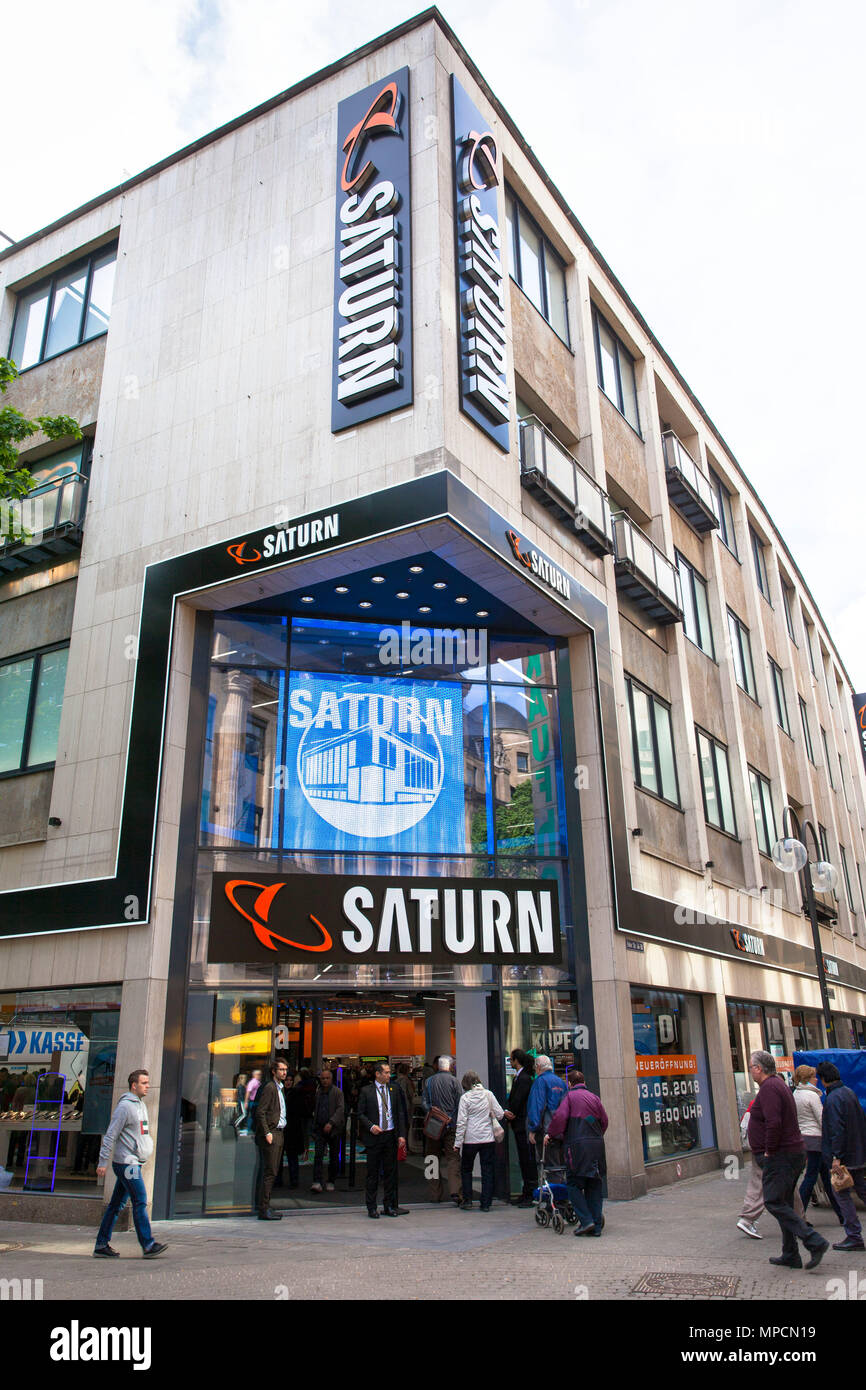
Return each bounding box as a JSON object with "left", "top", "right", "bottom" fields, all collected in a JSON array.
[{"left": 208, "top": 873, "right": 562, "bottom": 965}]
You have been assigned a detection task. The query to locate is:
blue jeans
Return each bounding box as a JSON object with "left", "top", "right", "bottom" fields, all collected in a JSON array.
[
  {"left": 567, "top": 1175, "right": 604, "bottom": 1230},
  {"left": 95, "top": 1161, "right": 154, "bottom": 1251}
]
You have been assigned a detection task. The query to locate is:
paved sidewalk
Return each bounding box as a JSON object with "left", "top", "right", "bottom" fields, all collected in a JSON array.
[{"left": 0, "top": 1167, "right": 860, "bottom": 1301}]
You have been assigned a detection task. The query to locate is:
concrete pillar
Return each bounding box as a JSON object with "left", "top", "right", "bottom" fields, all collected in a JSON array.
[
  {"left": 310, "top": 1008, "right": 324, "bottom": 1074},
  {"left": 424, "top": 999, "right": 451, "bottom": 1062},
  {"left": 455, "top": 993, "right": 489, "bottom": 1087}
]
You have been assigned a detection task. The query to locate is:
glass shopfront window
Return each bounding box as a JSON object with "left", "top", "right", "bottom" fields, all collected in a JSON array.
[
  {"left": 728, "top": 998, "right": 826, "bottom": 1115},
  {"left": 833, "top": 1014, "right": 866, "bottom": 1050},
  {"left": 0, "top": 986, "right": 121, "bottom": 1195},
  {"left": 631, "top": 987, "right": 716, "bottom": 1164}
]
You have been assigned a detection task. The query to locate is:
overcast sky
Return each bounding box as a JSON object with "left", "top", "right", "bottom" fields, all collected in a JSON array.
[{"left": 4, "top": 1, "right": 864, "bottom": 686}]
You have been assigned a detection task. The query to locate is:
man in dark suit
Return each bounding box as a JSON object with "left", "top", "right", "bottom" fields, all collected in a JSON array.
[
  {"left": 357, "top": 1062, "right": 407, "bottom": 1218},
  {"left": 503, "top": 1049, "right": 536, "bottom": 1207},
  {"left": 255, "top": 1059, "right": 289, "bottom": 1221}
]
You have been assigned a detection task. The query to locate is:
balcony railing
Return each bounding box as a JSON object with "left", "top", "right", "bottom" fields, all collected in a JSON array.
[
  {"left": 662, "top": 430, "right": 719, "bottom": 533},
  {"left": 518, "top": 415, "right": 614, "bottom": 556},
  {"left": 611, "top": 510, "right": 683, "bottom": 624},
  {"left": 0, "top": 471, "right": 88, "bottom": 574}
]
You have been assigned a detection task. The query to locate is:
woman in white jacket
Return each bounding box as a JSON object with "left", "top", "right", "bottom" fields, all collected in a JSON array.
[
  {"left": 454, "top": 1071, "right": 504, "bottom": 1211},
  {"left": 794, "top": 1064, "right": 844, "bottom": 1226}
]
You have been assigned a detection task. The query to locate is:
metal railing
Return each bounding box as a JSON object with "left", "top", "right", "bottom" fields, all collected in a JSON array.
[
  {"left": 661, "top": 430, "right": 719, "bottom": 522},
  {"left": 611, "top": 510, "right": 682, "bottom": 610},
  {"left": 0, "top": 470, "right": 88, "bottom": 548},
  {"left": 518, "top": 415, "right": 612, "bottom": 545}
]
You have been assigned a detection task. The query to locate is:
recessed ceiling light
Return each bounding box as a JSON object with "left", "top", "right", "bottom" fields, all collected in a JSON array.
[
  {"left": 365, "top": 662, "right": 376, "bottom": 668},
  {"left": 476, "top": 610, "right": 489, "bottom": 617},
  {"left": 335, "top": 585, "right": 349, "bottom": 594},
  {"left": 409, "top": 565, "right": 424, "bottom": 573},
  {"left": 433, "top": 581, "right": 447, "bottom": 590},
  {"left": 300, "top": 596, "right": 314, "bottom": 603},
  {"left": 419, "top": 606, "right": 431, "bottom": 613},
  {"left": 455, "top": 596, "right": 469, "bottom": 604},
  {"left": 318, "top": 639, "right": 329, "bottom": 646},
  {"left": 371, "top": 575, "right": 386, "bottom": 584},
  {"left": 396, "top": 591, "right": 409, "bottom": 599},
  {"left": 359, "top": 601, "right": 372, "bottom": 608}
]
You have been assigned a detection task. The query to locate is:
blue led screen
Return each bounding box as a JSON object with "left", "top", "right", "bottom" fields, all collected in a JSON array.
[{"left": 282, "top": 671, "right": 466, "bottom": 855}]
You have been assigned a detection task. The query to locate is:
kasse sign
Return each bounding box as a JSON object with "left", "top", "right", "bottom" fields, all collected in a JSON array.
[
  {"left": 331, "top": 66, "right": 412, "bottom": 432},
  {"left": 208, "top": 873, "right": 562, "bottom": 966}
]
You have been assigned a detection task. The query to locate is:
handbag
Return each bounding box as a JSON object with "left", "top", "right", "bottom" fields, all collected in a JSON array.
[
  {"left": 831, "top": 1163, "right": 855, "bottom": 1192},
  {"left": 487, "top": 1093, "right": 505, "bottom": 1143},
  {"left": 423, "top": 1105, "right": 450, "bottom": 1142}
]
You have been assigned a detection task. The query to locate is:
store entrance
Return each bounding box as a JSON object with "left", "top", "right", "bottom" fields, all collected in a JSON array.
[{"left": 264, "top": 991, "right": 457, "bottom": 1209}]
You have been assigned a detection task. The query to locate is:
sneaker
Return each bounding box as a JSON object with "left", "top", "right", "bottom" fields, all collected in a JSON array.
[
  {"left": 325, "top": 1183, "right": 335, "bottom": 1192},
  {"left": 460, "top": 1201, "right": 474, "bottom": 1211},
  {"left": 737, "top": 1218, "right": 762, "bottom": 1240},
  {"left": 310, "top": 1182, "right": 323, "bottom": 1193},
  {"left": 804, "top": 1236, "right": 829, "bottom": 1270},
  {"left": 832, "top": 1237, "right": 866, "bottom": 1252},
  {"left": 143, "top": 1242, "right": 167, "bottom": 1258},
  {"left": 93, "top": 1244, "right": 119, "bottom": 1258}
]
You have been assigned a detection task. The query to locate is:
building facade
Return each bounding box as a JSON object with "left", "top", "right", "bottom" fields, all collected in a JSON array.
[{"left": 1, "top": 10, "right": 865, "bottom": 1221}]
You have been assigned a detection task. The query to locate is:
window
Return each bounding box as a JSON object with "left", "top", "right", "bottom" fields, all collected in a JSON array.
[
  {"left": 799, "top": 696, "right": 815, "bottom": 763},
  {"left": 632, "top": 987, "right": 716, "bottom": 1163},
  {"left": 840, "top": 754, "right": 853, "bottom": 812},
  {"left": 625, "top": 677, "right": 679, "bottom": 804},
  {"left": 857, "top": 862, "right": 866, "bottom": 916},
  {"left": 821, "top": 651, "right": 833, "bottom": 707},
  {"left": 504, "top": 191, "right": 569, "bottom": 344},
  {"left": 748, "top": 768, "right": 776, "bottom": 856},
  {"left": 817, "top": 822, "right": 831, "bottom": 865},
  {"left": 821, "top": 727, "right": 834, "bottom": 787},
  {"left": 696, "top": 728, "right": 736, "bottom": 835},
  {"left": 781, "top": 581, "right": 797, "bottom": 643},
  {"left": 710, "top": 469, "right": 738, "bottom": 557},
  {"left": 769, "top": 659, "right": 790, "bottom": 735},
  {"left": 9, "top": 244, "right": 118, "bottom": 370},
  {"left": 727, "top": 610, "right": 757, "bottom": 700},
  {"left": 592, "top": 307, "right": 640, "bottom": 433},
  {"left": 804, "top": 620, "right": 817, "bottom": 676},
  {"left": 750, "top": 526, "right": 770, "bottom": 601},
  {"left": 0, "top": 644, "right": 69, "bottom": 775},
  {"left": 840, "top": 846, "right": 856, "bottom": 913},
  {"left": 676, "top": 553, "right": 714, "bottom": 657}
]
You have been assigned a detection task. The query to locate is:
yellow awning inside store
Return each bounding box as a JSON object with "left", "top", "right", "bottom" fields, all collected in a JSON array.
[{"left": 207, "top": 1030, "right": 271, "bottom": 1056}]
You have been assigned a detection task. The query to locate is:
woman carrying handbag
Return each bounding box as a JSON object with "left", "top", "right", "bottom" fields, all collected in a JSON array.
[{"left": 454, "top": 1070, "right": 504, "bottom": 1211}]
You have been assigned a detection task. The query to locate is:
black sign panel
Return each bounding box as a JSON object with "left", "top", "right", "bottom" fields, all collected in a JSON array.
[
  {"left": 854, "top": 693, "right": 866, "bottom": 778},
  {"left": 209, "top": 872, "right": 562, "bottom": 966},
  {"left": 331, "top": 66, "right": 412, "bottom": 432},
  {"left": 451, "top": 75, "right": 509, "bottom": 452}
]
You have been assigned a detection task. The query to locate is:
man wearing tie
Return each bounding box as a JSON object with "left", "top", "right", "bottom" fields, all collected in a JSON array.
[{"left": 358, "top": 1062, "right": 407, "bottom": 1218}]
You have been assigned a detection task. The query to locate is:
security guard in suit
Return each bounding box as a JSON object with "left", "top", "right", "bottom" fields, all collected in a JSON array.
[{"left": 357, "top": 1061, "right": 408, "bottom": 1217}]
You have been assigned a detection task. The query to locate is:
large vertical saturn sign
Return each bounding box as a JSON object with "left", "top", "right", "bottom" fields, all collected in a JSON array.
[
  {"left": 283, "top": 673, "right": 466, "bottom": 855},
  {"left": 854, "top": 693, "right": 866, "bottom": 777}
]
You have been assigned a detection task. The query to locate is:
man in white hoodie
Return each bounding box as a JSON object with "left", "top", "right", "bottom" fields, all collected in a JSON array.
[{"left": 93, "top": 1069, "right": 167, "bottom": 1259}]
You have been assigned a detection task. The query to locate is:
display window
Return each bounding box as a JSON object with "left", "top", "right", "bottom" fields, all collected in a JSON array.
[
  {"left": 631, "top": 987, "right": 716, "bottom": 1164},
  {"left": 727, "top": 998, "right": 826, "bottom": 1115},
  {"left": 0, "top": 986, "right": 121, "bottom": 1195}
]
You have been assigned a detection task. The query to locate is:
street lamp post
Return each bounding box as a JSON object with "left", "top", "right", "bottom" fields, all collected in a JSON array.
[{"left": 772, "top": 807, "right": 838, "bottom": 1048}]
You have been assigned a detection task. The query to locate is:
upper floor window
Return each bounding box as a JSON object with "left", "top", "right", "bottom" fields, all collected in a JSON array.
[
  {"left": 799, "top": 696, "right": 815, "bottom": 764},
  {"left": 769, "top": 659, "right": 790, "bottom": 736},
  {"left": 804, "top": 618, "right": 817, "bottom": 676},
  {"left": 727, "top": 609, "right": 757, "bottom": 700},
  {"left": 748, "top": 768, "right": 776, "bottom": 856},
  {"left": 781, "top": 580, "right": 797, "bottom": 643},
  {"left": 625, "top": 676, "right": 679, "bottom": 805},
  {"left": 504, "top": 191, "right": 569, "bottom": 344},
  {"left": 0, "top": 643, "right": 69, "bottom": 776},
  {"left": 592, "top": 307, "right": 640, "bottom": 433},
  {"left": 840, "top": 845, "right": 856, "bottom": 914},
  {"left": 750, "top": 525, "right": 770, "bottom": 601},
  {"left": 696, "top": 727, "right": 736, "bottom": 835},
  {"left": 821, "top": 726, "right": 834, "bottom": 787},
  {"left": 9, "top": 243, "right": 117, "bottom": 371},
  {"left": 676, "top": 552, "right": 714, "bottom": 657},
  {"left": 710, "top": 468, "right": 738, "bottom": 558}
]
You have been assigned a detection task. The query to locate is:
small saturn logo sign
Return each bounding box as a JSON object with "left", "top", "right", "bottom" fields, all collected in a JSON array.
[
  {"left": 224, "top": 879, "right": 333, "bottom": 953},
  {"left": 227, "top": 542, "right": 262, "bottom": 565}
]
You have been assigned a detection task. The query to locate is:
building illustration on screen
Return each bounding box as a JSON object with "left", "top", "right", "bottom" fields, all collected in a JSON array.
[{"left": 293, "top": 685, "right": 459, "bottom": 841}]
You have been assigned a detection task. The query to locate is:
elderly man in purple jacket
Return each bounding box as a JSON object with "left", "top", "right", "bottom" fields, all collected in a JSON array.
[{"left": 546, "top": 1071, "right": 609, "bottom": 1237}]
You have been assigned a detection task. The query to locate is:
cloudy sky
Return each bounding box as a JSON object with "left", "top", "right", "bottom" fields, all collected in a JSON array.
[{"left": 4, "top": 1, "right": 864, "bottom": 684}]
